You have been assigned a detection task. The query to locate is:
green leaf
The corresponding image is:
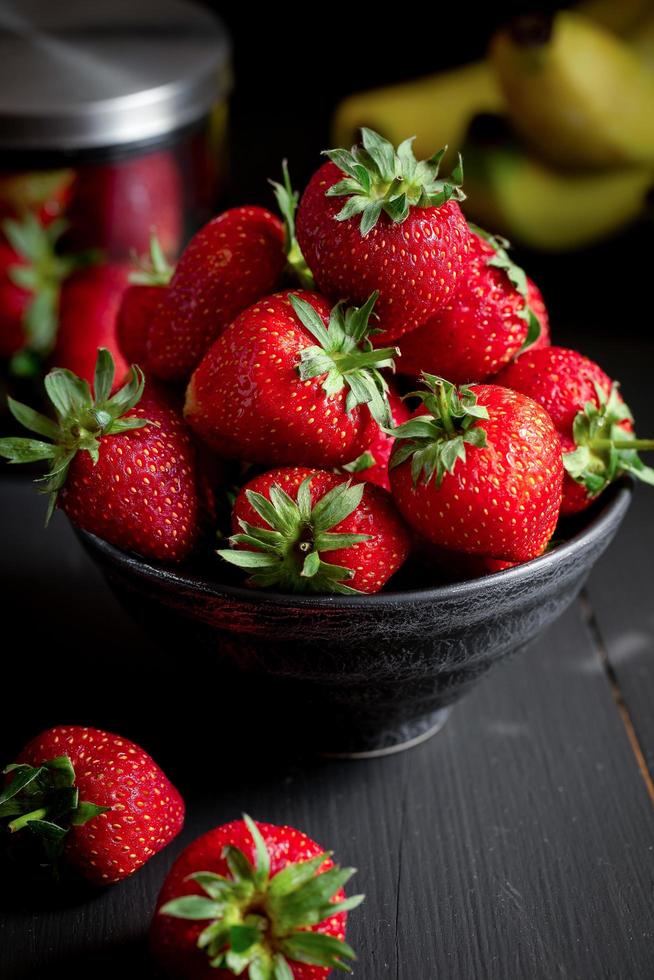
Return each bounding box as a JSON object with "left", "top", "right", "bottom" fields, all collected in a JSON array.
[
  {"left": 71, "top": 801, "right": 110, "bottom": 826},
  {"left": 311, "top": 481, "right": 365, "bottom": 532},
  {"left": 0, "top": 437, "right": 56, "bottom": 463},
  {"left": 6, "top": 398, "right": 58, "bottom": 439},
  {"left": 243, "top": 814, "right": 271, "bottom": 884},
  {"left": 301, "top": 550, "right": 321, "bottom": 578},
  {"left": 229, "top": 924, "right": 261, "bottom": 955},
  {"left": 0, "top": 765, "right": 45, "bottom": 805},
  {"left": 269, "top": 853, "right": 328, "bottom": 900},
  {"left": 290, "top": 295, "right": 331, "bottom": 348},
  {"left": 159, "top": 895, "right": 226, "bottom": 920},
  {"left": 280, "top": 932, "right": 357, "bottom": 970},
  {"left": 93, "top": 348, "right": 115, "bottom": 404},
  {"left": 224, "top": 844, "right": 257, "bottom": 885},
  {"left": 186, "top": 871, "right": 236, "bottom": 901},
  {"left": 272, "top": 955, "right": 294, "bottom": 980},
  {"left": 342, "top": 450, "right": 376, "bottom": 474}
]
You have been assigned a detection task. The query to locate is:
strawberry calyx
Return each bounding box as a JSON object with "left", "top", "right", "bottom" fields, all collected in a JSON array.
[
  {"left": 269, "top": 161, "right": 315, "bottom": 289},
  {"left": 324, "top": 127, "right": 465, "bottom": 236},
  {"left": 290, "top": 292, "right": 397, "bottom": 428},
  {"left": 218, "top": 475, "right": 372, "bottom": 595},
  {"left": 470, "top": 223, "right": 542, "bottom": 351},
  {"left": 159, "top": 815, "right": 363, "bottom": 978},
  {"left": 564, "top": 382, "right": 654, "bottom": 496},
  {"left": 128, "top": 233, "right": 174, "bottom": 287},
  {"left": 389, "top": 374, "right": 489, "bottom": 486},
  {"left": 0, "top": 348, "right": 151, "bottom": 522},
  {"left": 2, "top": 213, "right": 82, "bottom": 374},
  {"left": 0, "top": 754, "right": 109, "bottom": 865},
  {"left": 342, "top": 450, "right": 376, "bottom": 474}
]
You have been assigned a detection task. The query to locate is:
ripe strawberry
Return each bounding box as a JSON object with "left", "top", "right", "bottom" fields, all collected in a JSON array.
[
  {"left": 1, "top": 725, "right": 184, "bottom": 885},
  {"left": 389, "top": 375, "right": 563, "bottom": 562},
  {"left": 151, "top": 814, "right": 363, "bottom": 979},
  {"left": 0, "top": 169, "right": 75, "bottom": 226},
  {"left": 397, "top": 227, "right": 549, "bottom": 383},
  {"left": 0, "top": 214, "right": 77, "bottom": 368},
  {"left": 185, "top": 290, "right": 397, "bottom": 469},
  {"left": 0, "top": 349, "right": 200, "bottom": 562},
  {"left": 67, "top": 150, "right": 183, "bottom": 258},
  {"left": 116, "top": 236, "right": 174, "bottom": 366},
  {"left": 219, "top": 466, "right": 410, "bottom": 594},
  {"left": 147, "top": 207, "right": 286, "bottom": 383},
  {"left": 54, "top": 262, "right": 131, "bottom": 385},
  {"left": 342, "top": 384, "right": 410, "bottom": 491},
  {"left": 296, "top": 128, "right": 471, "bottom": 343},
  {"left": 495, "top": 346, "right": 654, "bottom": 515}
]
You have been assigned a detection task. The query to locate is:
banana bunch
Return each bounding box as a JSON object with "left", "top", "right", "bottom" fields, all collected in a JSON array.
[{"left": 332, "top": 1, "right": 654, "bottom": 251}]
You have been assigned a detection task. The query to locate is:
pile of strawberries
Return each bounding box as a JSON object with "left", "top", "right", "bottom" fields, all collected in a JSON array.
[
  {"left": 1, "top": 724, "right": 361, "bottom": 978},
  {"left": 2, "top": 129, "right": 653, "bottom": 595}
]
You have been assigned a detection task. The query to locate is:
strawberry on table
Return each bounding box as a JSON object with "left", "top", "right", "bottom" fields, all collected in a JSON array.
[
  {"left": 296, "top": 128, "right": 471, "bottom": 343},
  {"left": 389, "top": 375, "right": 563, "bottom": 562},
  {"left": 151, "top": 814, "right": 363, "bottom": 979},
  {"left": 0, "top": 349, "right": 201, "bottom": 562},
  {"left": 147, "top": 206, "right": 287, "bottom": 383},
  {"left": 66, "top": 150, "right": 183, "bottom": 259},
  {"left": 116, "top": 235, "right": 174, "bottom": 367},
  {"left": 342, "top": 383, "right": 410, "bottom": 491},
  {"left": 397, "top": 227, "right": 549, "bottom": 383},
  {"left": 219, "top": 466, "right": 410, "bottom": 594},
  {"left": 495, "top": 346, "right": 654, "bottom": 514},
  {"left": 1, "top": 725, "right": 184, "bottom": 885},
  {"left": 54, "top": 262, "right": 131, "bottom": 385},
  {"left": 184, "top": 290, "right": 397, "bottom": 469}
]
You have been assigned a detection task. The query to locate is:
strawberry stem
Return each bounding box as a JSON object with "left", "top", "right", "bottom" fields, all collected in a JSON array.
[
  {"left": 8, "top": 807, "right": 47, "bottom": 832},
  {"left": 590, "top": 438, "right": 654, "bottom": 451},
  {"left": 436, "top": 381, "right": 456, "bottom": 437}
]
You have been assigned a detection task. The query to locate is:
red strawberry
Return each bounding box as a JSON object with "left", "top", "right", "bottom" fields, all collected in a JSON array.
[
  {"left": 151, "top": 814, "right": 363, "bottom": 979},
  {"left": 54, "top": 262, "right": 131, "bottom": 385},
  {"left": 185, "top": 290, "right": 397, "bottom": 469},
  {"left": 396, "top": 227, "right": 549, "bottom": 383},
  {"left": 389, "top": 375, "right": 563, "bottom": 562},
  {"left": 1, "top": 724, "right": 184, "bottom": 885},
  {"left": 0, "top": 169, "right": 75, "bottom": 226},
  {"left": 495, "top": 346, "right": 654, "bottom": 514},
  {"left": 296, "top": 128, "right": 471, "bottom": 343},
  {"left": 116, "top": 236, "right": 174, "bottom": 366},
  {"left": 0, "top": 349, "right": 200, "bottom": 562},
  {"left": 67, "top": 151, "right": 183, "bottom": 258},
  {"left": 147, "top": 207, "right": 286, "bottom": 383},
  {"left": 219, "top": 466, "right": 410, "bottom": 594},
  {"left": 0, "top": 214, "right": 77, "bottom": 367},
  {"left": 342, "top": 384, "right": 410, "bottom": 491}
]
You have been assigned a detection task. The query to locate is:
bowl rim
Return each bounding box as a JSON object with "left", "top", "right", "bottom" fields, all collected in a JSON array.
[{"left": 78, "top": 481, "right": 632, "bottom": 609}]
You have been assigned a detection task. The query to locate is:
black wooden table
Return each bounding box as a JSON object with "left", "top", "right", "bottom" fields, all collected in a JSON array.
[{"left": 1, "top": 331, "right": 653, "bottom": 980}]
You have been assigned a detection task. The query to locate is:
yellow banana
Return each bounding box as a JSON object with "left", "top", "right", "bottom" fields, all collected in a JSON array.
[
  {"left": 463, "top": 122, "right": 651, "bottom": 251},
  {"left": 331, "top": 60, "right": 501, "bottom": 164},
  {"left": 490, "top": 11, "right": 654, "bottom": 169}
]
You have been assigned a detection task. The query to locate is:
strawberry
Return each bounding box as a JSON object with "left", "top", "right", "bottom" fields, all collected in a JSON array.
[
  {"left": 219, "top": 466, "right": 410, "bottom": 594},
  {"left": 396, "top": 227, "right": 549, "bottom": 383},
  {"left": 0, "top": 214, "right": 78, "bottom": 371},
  {"left": 66, "top": 150, "right": 183, "bottom": 258},
  {"left": 53, "top": 262, "right": 131, "bottom": 385},
  {"left": 389, "top": 375, "right": 563, "bottom": 562},
  {"left": 495, "top": 346, "right": 654, "bottom": 515},
  {"left": 185, "top": 290, "right": 397, "bottom": 469},
  {"left": 1, "top": 725, "right": 184, "bottom": 885},
  {"left": 295, "top": 128, "right": 471, "bottom": 344},
  {"left": 116, "top": 236, "right": 174, "bottom": 366},
  {"left": 0, "top": 169, "right": 75, "bottom": 226},
  {"left": 151, "top": 814, "right": 363, "bottom": 979},
  {"left": 342, "top": 384, "right": 410, "bottom": 491},
  {"left": 0, "top": 349, "right": 200, "bottom": 562},
  {"left": 146, "top": 207, "right": 287, "bottom": 383}
]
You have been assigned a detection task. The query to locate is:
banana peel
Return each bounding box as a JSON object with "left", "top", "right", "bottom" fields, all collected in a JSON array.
[
  {"left": 463, "top": 121, "right": 652, "bottom": 251},
  {"left": 491, "top": 11, "right": 654, "bottom": 169},
  {"left": 331, "top": 60, "right": 502, "bottom": 164},
  {"left": 579, "top": 0, "right": 654, "bottom": 36}
]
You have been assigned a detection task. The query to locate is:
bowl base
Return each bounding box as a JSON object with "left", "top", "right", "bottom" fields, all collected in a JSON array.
[{"left": 321, "top": 707, "right": 451, "bottom": 759}]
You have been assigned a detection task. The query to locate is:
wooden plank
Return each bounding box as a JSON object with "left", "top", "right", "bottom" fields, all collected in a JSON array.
[{"left": 0, "top": 473, "right": 652, "bottom": 978}]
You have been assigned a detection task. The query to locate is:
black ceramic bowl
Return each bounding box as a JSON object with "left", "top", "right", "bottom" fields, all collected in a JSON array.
[{"left": 78, "top": 482, "right": 631, "bottom": 757}]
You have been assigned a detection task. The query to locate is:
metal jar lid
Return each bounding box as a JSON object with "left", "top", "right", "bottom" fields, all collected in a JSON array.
[{"left": 0, "top": 0, "right": 231, "bottom": 153}]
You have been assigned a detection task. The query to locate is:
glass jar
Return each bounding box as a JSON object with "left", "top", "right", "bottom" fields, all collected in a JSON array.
[{"left": 0, "top": 0, "right": 231, "bottom": 380}]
